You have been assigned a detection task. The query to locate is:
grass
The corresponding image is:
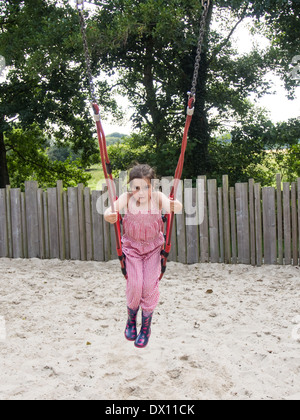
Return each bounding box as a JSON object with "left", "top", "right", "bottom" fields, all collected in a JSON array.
[{"left": 86, "top": 164, "right": 105, "bottom": 190}]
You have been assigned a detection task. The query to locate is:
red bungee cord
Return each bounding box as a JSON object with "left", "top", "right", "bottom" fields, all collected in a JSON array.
[
  {"left": 92, "top": 104, "right": 127, "bottom": 279},
  {"left": 159, "top": 95, "right": 195, "bottom": 280}
]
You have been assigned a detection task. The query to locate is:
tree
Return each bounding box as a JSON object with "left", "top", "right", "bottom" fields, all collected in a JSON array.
[
  {"left": 0, "top": 0, "right": 103, "bottom": 188},
  {"left": 90, "top": 0, "right": 300, "bottom": 179},
  {"left": 5, "top": 124, "right": 91, "bottom": 190},
  {"left": 1, "top": 1, "right": 299, "bottom": 187}
]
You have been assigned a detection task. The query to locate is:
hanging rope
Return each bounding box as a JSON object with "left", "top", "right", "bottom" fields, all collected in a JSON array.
[
  {"left": 77, "top": 0, "right": 127, "bottom": 278},
  {"left": 159, "top": 0, "right": 210, "bottom": 280}
]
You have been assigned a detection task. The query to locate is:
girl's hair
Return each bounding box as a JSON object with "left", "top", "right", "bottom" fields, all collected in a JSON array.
[{"left": 128, "top": 164, "right": 156, "bottom": 183}]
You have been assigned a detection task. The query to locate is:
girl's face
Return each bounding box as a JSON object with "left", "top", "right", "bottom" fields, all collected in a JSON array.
[{"left": 129, "top": 178, "right": 152, "bottom": 205}]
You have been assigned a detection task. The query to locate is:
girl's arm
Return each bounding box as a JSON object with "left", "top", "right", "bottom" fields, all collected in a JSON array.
[
  {"left": 104, "top": 192, "right": 129, "bottom": 224},
  {"left": 157, "top": 191, "right": 183, "bottom": 214}
]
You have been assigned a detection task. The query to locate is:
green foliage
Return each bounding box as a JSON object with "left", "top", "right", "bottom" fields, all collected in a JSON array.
[
  {"left": 208, "top": 114, "right": 300, "bottom": 186},
  {"left": 285, "top": 145, "right": 300, "bottom": 180},
  {"left": 90, "top": 0, "right": 300, "bottom": 181},
  {"left": 5, "top": 125, "right": 90, "bottom": 190},
  {"left": 106, "top": 132, "right": 128, "bottom": 146},
  {"left": 0, "top": 0, "right": 102, "bottom": 187},
  {"left": 1, "top": 0, "right": 299, "bottom": 188},
  {"left": 108, "top": 133, "right": 153, "bottom": 175},
  {"left": 47, "top": 144, "right": 81, "bottom": 163}
]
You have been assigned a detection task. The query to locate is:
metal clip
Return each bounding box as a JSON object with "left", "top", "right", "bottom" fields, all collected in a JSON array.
[
  {"left": 187, "top": 106, "right": 195, "bottom": 116},
  {"left": 187, "top": 91, "right": 195, "bottom": 116},
  {"left": 187, "top": 91, "right": 196, "bottom": 101},
  {"left": 93, "top": 113, "right": 100, "bottom": 122},
  {"left": 202, "top": 0, "right": 210, "bottom": 8}
]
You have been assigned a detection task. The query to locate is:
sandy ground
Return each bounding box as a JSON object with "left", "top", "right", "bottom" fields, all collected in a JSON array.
[{"left": 0, "top": 258, "right": 299, "bottom": 400}]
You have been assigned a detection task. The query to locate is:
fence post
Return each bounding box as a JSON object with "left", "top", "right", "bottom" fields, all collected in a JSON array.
[
  {"left": 291, "top": 182, "right": 298, "bottom": 266},
  {"left": 92, "top": 190, "right": 105, "bottom": 262},
  {"left": 57, "top": 180, "right": 65, "bottom": 260},
  {"left": 68, "top": 187, "right": 81, "bottom": 260},
  {"left": 43, "top": 191, "right": 49, "bottom": 259},
  {"left": 236, "top": 183, "right": 250, "bottom": 264},
  {"left": 298, "top": 178, "right": 300, "bottom": 265},
  {"left": 249, "top": 179, "right": 256, "bottom": 266},
  {"left": 230, "top": 186, "right": 237, "bottom": 264},
  {"left": 198, "top": 176, "right": 209, "bottom": 263},
  {"left": 25, "top": 181, "right": 40, "bottom": 258},
  {"left": 48, "top": 187, "right": 60, "bottom": 259},
  {"left": 262, "top": 187, "right": 277, "bottom": 265},
  {"left": 254, "top": 183, "right": 262, "bottom": 267},
  {"left": 223, "top": 175, "right": 231, "bottom": 264},
  {"left": 176, "top": 179, "right": 186, "bottom": 264},
  {"left": 185, "top": 180, "right": 199, "bottom": 264},
  {"left": 84, "top": 187, "right": 93, "bottom": 261},
  {"left": 218, "top": 187, "right": 224, "bottom": 263},
  {"left": 0, "top": 188, "right": 8, "bottom": 257},
  {"left": 37, "top": 188, "right": 45, "bottom": 259},
  {"left": 207, "top": 179, "right": 219, "bottom": 263},
  {"left": 10, "top": 188, "right": 23, "bottom": 258},
  {"left": 276, "top": 174, "right": 283, "bottom": 265},
  {"left": 78, "top": 183, "right": 87, "bottom": 261},
  {"left": 63, "top": 190, "right": 70, "bottom": 260},
  {"left": 21, "top": 192, "right": 27, "bottom": 258},
  {"left": 283, "top": 183, "right": 291, "bottom": 265},
  {"left": 6, "top": 186, "right": 12, "bottom": 258}
]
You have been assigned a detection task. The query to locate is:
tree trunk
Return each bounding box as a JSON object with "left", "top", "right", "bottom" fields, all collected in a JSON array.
[
  {"left": 185, "top": 1, "right": 214, "bottom": 178},
  {"left": 0, "top": 132, "right": 10, "bottom": 188},
  {"left": 188, "top": 50, "right": 211, "bottom": 177},
  {"left": 143, "top": 35, "right": 169, "bottom": 175}
]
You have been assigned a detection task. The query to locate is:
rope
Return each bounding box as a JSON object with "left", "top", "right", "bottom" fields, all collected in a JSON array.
[
  {"left": 77, "top": 1, "right": 97, "bottom": 103},
  {"left": 76, "top": 0, "right": 127, "bottom": 278},
  {"left": 92, "top": 104, "right": 127, "bottom": 279},
  {"left": 159, "top": 1, "right": 210, "bottom": 280}
]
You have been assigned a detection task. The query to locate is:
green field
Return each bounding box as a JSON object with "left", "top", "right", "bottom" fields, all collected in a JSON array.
[{"left": 86, "top": 165, "right": 105, "bottom": 190}]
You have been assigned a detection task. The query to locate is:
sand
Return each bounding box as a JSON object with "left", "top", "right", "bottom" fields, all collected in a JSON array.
[{"left": 0, "top": 257, "right": 299, "bottom": 400}]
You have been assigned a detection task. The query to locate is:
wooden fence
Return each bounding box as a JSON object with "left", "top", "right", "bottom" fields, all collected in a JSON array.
[{"left": 0, "top": 175, "right": 299, "bottom": 266}]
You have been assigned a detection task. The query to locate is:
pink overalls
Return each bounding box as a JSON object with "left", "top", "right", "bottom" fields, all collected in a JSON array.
[{"left": 122, "top": 198, "right": 164, "bottom": 315}]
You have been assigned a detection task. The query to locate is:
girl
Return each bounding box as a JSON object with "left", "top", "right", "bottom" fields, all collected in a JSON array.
[{"left": 104, "top": 164, "right": 182, "bottom": 348}]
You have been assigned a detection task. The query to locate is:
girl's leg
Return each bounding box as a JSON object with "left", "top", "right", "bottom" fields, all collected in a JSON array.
[
  {"left": 125, "top": 254, "right": 144, "bottom": 311},
  {"left": 140, "top": 248, "right": 161, "bottom": 315}
]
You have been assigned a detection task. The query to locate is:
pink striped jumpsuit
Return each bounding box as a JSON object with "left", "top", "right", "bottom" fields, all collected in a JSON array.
[{"left": 122, "top": 199, "right": 164, "bottom": 315}]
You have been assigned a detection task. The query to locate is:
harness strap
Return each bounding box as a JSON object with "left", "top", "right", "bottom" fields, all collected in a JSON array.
[
  {"left": 159, "top": 98, "right": 194, "bottom": 280},
  {"left": 159, "top": 0, "right": 210, "bottom": 280},
  {"left": 93, "top": 104, "right": 127, "bottom": 279}
]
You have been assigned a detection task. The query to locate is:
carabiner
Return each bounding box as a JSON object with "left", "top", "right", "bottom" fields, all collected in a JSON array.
[
  {"left": 202, "top": 0, "right": 210, "bottom": 8},
  {"left": 187, "top": 92, "right": 195, "bottom": 116}
]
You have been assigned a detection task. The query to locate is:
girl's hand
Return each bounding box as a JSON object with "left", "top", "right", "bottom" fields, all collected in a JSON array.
[
  {"left": 170, "top": 199, "right": 183, "bottom": 214},
  {"left": 105, "top": 211, "right": 118, "bottom": 224}
]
